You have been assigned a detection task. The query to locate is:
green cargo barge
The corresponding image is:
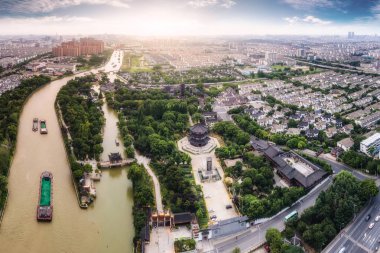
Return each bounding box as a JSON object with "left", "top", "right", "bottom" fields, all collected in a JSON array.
[{"left": 37, "top": 171, "right": 53, "bottom": 221}]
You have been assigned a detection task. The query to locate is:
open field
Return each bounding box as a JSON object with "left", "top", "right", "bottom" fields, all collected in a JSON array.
[{"left": 121, "top": 53, "right": 152, "bottom": 73}]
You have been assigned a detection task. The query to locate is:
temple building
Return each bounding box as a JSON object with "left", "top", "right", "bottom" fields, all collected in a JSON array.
[
  {"left": 251, "top": 137, "right": 328, "bottom": 190},
  {"left": 108, "top": 152, "right": 122, "bottom": 164},
  {"left": 189, "top": 124, "right": 209, "bottom": 147}
]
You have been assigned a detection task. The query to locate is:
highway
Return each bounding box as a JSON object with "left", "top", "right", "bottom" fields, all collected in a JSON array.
[
  {"left": 284, "top": 57, "right": 379, "bottom": 75},
  {"left": 323, "top": 193, "right": 380, "bottom": 253},
  {"left": 300, "top": 151, "right": 380, "bottom": 253}
]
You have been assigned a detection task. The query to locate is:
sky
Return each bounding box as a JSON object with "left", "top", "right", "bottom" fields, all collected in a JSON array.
[{"left": 0, "top": 0, "right": 380, "bottom": 36}]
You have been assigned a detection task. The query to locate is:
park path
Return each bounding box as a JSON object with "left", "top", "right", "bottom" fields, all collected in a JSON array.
[{"left": 134, "top": 152, "right": 163, "bottom": 212}]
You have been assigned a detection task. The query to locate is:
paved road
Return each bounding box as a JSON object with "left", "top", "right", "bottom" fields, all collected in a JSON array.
[
  {"left": 323, "top": 193, "right": 380, "bottom": 253},
  {"left": 299, "top": 151, "right": 380, "bottom": 253},
  {"left": 205, "top": 153, "right": 379, "bottom": 253},
  {"left": 301, "top": 150, "right": 374, "bottom": 182},
  {"left": 206, "top": 176, "right": 333, "bottom": 253},
  {"left": 321, "top": 156, "right": 374, "bottom": 182},
  {"left": 285, "top": 57, "right": 378, "bottom": 75}
]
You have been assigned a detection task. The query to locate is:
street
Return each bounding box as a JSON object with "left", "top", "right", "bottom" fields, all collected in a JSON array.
[
  {"left": 323, "top": 193, "right": 380, "bottom": 253},
  {"left": 201, "top": 155, "right": 378, "bottom": 253},
  {"left": 202, "top": 176, "right": 333, "bottom": 253}
]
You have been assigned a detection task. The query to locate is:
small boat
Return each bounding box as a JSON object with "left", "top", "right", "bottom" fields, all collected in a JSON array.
[
  {"left": 40, "top": 120, "right": 48, "bottom": 134},
  {"left": 115, "top": 139, "right": 120, "bottom": 146},
  {"left": 37, "top": 171, "right": 53, "bottom": 221},
  {"left": 32, "top": 118, "right": 38, "bottom": 132}
]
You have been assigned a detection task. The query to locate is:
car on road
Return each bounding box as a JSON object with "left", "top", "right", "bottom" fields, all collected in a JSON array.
[
  {"left": 365, "top": 214, "right": 372, "bottom": 221},
  {"left": 369, "top": 222, "right": 375, "bottom": 229},
  {"left": 375, "top": 215, "right": 380, "bottom": 222}
]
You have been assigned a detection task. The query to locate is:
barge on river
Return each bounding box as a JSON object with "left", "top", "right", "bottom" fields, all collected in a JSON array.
[
  {"left": 32, "top": 118, "right": 38, "bottom": 132},
  {"left": 40, "top": 120, "right": 48, "bottom": 134},
  {"left": 37, "top": 171, "right": 53, "bottom": 221}
]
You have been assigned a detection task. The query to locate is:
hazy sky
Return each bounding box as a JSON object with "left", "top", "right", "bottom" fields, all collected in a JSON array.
[{"left": 0, "top": 0, "right": 380, "bottom": 36}]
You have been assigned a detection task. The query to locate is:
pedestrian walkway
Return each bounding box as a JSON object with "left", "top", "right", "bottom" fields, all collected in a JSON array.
[{"left": 135, "top": 152, "right": 163, "bottom": 211}]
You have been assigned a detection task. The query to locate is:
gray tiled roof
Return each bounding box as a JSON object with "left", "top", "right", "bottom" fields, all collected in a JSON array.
[{"left": 251, "top": 138, "right": 327, "bottom": 189}]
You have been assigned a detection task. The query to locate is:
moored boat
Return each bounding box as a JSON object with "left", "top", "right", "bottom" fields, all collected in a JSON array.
[
  {"left": 37, "top": 171, "right": 53, "bottom": 221},
  {"left": 32, "top": 118, "right": 38, "bottom": 132},
  {"left": 40, "top": 120, "right": 48, "bottom": 134}
]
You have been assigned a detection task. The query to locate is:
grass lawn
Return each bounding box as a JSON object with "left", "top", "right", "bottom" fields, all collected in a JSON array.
[
  {"left": 271, "top": 65, "right": 289, "bottom": 71},
  {"left": 121, "top": 53, "right": 152, "bottom": 73}
]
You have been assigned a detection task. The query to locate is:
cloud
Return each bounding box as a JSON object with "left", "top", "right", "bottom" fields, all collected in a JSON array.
[
  {"left": 303, "top": 15, "right": 331, "bottom": 24},
  {"left": 284, "top": 15, "right": 331, "bottom": 25},
  {"left": 283, "top": 0, "right": 335, "bottom": 10},
  {"left": 371, "top": 1, "right": 380, "bottom": 19},
  {"left": 284, "top": 16, "right": 299, "bottom": 24},
  {"left": 220, "top": 0, "right": 236, "bottom": 8},
  {"left": 187, "top": 0, "right": 236, "bottom": 8},
  {"left": 0, "top": 0, "right": 131, "bottom": 14},
  {"left": 0, "top": 15, "right": 93, "bottom": 25}
]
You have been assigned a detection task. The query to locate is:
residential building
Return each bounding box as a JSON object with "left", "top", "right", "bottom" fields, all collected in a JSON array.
[
  {"left": 355, "top": 111, "right": 380, "bottom": 128},
  {"left": 52, "top": 38, "right": 104, "bottom": 57},
  {"left": 360, "top": 133, "right": 380, "bottom": 156},
  {"left": 337, "top": 138, "right": 354, "bottom": 151}
]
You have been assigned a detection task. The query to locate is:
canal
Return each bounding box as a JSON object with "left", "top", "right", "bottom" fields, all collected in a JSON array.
[{"left": 0, "top": 50, "right": 134, "bottom": 253}]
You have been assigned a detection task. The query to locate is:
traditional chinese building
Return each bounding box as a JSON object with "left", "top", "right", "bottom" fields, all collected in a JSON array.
[{"left": 189, "top": 124, "right": 209, "bottom": 147}]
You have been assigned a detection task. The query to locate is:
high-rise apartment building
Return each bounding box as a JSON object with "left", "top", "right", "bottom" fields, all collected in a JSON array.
[
  {"left": 297, "top": 49, "right": 305, "bottom": 58},
  {"left": 52, "top": 38, "right": 104, "bottom": 57}
]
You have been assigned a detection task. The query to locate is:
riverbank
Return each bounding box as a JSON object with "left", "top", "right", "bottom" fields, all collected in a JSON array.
[
  {"left": 0, "top": 73, "right": 104, "bottom": 253},
  {"left": 96, "top": 87, "right": 136, "bottom": 251},
  {"left": 0, "top": 51, "right": 135, "bottom": 253},
  {"left": 55, "top": 103, "right": 88, "bottom": 208},
  {"left": 0, "top": 75, "right": 51, "bottom": 226}
]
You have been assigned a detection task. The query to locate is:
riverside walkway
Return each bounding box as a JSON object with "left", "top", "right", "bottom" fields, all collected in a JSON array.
[{"left": 134, "top": 152, "right": 163, "bottom": 212}]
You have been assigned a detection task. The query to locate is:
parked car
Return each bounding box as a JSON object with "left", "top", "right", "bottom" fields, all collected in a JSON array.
[
  {"left": 369, "top": 222, "right": 375, "bottom": 229},
  {"left": 338, "top": 247, "right": 345, "bottom": 253},
  {"left": 226, "top": 205, "right": 233, "bottom": 209},
  {"left": 375, "top": 215, "right": 380, "bottom": 222},
  {"left": 365, "top": 214, "right": 371, "bottom": 221}
]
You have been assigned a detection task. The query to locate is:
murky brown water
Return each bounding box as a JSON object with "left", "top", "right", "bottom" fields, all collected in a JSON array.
[{"left": 0, "top": 66, "right": 134, "bottom": 252}]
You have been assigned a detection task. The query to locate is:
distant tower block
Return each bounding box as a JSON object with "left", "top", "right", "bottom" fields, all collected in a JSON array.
[{"left": 207, "top": 157, "right": 212, "bottom": 171}]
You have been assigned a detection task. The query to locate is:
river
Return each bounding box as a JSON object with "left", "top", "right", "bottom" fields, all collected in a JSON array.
[{"left": 0, "top": 50, "right": 134, "bottom": 253}]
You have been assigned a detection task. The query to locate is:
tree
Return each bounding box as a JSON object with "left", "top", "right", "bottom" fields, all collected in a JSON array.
[
  {"left": 0, "top": 175, "right": 8, "bottom": 191},
  {"left": 288, "top": 119, "right": 299, "bottom": 128},
  {"left": 192, "top": 113, "right": 202, "bottom": 124},
  {"left": 265, "top": 228, "right": 283, "bottom": 253},
  {"left": 359, "top": 179, "right": 379, "bottom": 201},
  {"left": 0, "top": 148, "right": 10, "bottom": 175},
  {"left": 83, "top": 164, "right": 93, "bottom": 173},
  {"left": 241, "top": 177, "right": 253, "bottom": 194},
  {"left": 73, "top": 169, "right": 84, "bottom": 180},
  {"left": 283, "top": 246, "right": 304, "bottom": 253},
  {"left": 232, "top": 248, "right": 241, "bottom": 253},
  {"left": 126, "top": 146, "right": 135, "bottom": 158}
]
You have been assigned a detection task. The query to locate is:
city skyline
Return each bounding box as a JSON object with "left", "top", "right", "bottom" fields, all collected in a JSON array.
[{"left": 0, "top": 0, "right": 380, "bottom": 36}]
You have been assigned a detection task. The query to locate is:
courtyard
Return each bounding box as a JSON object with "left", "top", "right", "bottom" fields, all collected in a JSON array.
[{"left": 178, "top": 136, "right": 238, "bottom": 222}]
